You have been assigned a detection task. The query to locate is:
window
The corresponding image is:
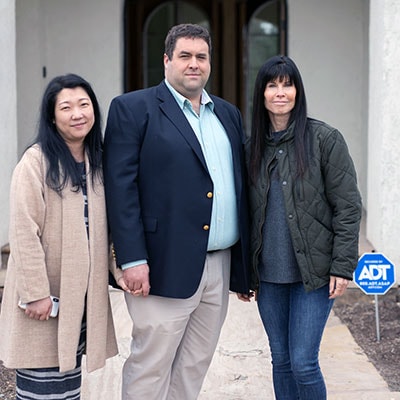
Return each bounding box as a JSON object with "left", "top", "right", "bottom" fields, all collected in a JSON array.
[{"left": 246, "top": 1, "right": 284, "bottom": 132}]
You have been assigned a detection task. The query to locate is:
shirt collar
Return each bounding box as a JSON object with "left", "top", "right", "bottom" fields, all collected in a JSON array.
[{"left": 164, "top": 79, "right": 214, "bottom": 111}]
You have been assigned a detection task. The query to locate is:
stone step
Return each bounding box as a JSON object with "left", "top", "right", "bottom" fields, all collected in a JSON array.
[
  {"left": 1, "top": 243, "right": 9, "bottom": 269},
  {"left": 0, "top": 268, "right": 6, "bottom": 288},
  {"left": 0, "top": 243, "right": 10, "bottom": 288}
]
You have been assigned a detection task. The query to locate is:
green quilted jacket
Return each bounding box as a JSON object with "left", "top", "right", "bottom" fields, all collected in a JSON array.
[{"left": 248, "top": 118, "right": 362, "bottom": 292}]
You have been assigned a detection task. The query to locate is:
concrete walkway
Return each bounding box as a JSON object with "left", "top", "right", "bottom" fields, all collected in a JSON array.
[{"left": 82, "top": 289, "right": 400, "bottom": 400}]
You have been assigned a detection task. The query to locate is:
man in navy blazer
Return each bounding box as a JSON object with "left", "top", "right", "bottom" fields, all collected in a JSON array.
[{"left": 103, "top": 24, "right": 251, "bottom": 400}]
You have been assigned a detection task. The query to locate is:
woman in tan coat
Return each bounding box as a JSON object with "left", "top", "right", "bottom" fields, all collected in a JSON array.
[{"left": 0, "top": 74, "right": 126, "bottom": 399}]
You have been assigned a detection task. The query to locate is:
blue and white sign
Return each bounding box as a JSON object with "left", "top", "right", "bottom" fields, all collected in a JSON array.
[{"left": 354, "top": 253, "right": 396, "bottom": 295}]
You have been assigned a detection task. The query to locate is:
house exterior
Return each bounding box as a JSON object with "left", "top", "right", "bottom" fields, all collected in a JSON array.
[{"left": 1, "top": 0, "right": 399, "bottom": 280}]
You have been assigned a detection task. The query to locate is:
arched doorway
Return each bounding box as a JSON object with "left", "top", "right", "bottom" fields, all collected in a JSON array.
[{"left": 124, "top": 0, "right": 287, "bottom": 128}]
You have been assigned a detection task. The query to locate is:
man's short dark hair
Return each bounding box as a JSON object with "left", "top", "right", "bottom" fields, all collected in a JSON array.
[{"left": 164, "top": 24, "right": 212, "bottom": 60}]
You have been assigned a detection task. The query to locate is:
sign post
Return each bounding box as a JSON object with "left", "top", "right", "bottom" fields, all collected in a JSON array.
[{"left": 353, "top": 253, "right": 396, "bottom": 342}]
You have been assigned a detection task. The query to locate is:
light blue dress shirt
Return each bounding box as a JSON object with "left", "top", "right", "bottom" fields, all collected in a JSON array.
[{"left": 122, "top": 80, "right": 239, "bottom": 269}]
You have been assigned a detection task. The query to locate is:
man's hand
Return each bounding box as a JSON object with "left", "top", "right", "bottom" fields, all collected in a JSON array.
[
  {"left": 236, "top": 292, "right": 255, "bottom": 302},
  {"left": 124, "top": 263, "right": 151, "bottom": 296}
]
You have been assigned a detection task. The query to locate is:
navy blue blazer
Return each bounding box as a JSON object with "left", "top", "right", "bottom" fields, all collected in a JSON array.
[{"left": 103, "top": 81, "right": 250, "bottom": 298}]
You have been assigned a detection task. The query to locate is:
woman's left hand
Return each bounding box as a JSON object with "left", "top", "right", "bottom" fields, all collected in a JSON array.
[
  {"left": 329, "top": 276, "right": 349, "bottom": 299},
  {"left": 117, "top": 276, "right": 131, "bottom": 293},
  {"left": 25, "top": 297, "right": 53, "bottom": 320}
]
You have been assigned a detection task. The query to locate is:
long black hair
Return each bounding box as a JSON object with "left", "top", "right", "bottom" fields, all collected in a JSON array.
[
  {"left": 249, "top": 55, "right": 309, "bottom": 183},
  {"left": 34, "top": 73, "right": 103, "bottom": 193}
]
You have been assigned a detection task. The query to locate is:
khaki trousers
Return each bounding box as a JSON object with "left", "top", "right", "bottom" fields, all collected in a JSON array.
[{"left": 122, "top": 249, "right": 231, "bottom": 400}]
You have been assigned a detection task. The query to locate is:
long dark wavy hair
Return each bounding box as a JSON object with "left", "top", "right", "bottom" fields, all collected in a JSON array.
[
  {"left": 33, "top": 73, "right": 103, "bottom": 193},
  {"left": 249, "top": 55, "right": 309, "bottom": 183}
]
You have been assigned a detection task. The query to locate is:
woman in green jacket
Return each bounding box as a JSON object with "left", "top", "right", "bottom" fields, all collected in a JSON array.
[{"left": 248, "top": 55, "right": 362, "bottom": 400}]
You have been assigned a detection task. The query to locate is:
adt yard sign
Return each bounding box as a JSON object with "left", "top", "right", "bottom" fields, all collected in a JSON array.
[{"left": 354, "top": 253, "right": 396, "bottom": 295}]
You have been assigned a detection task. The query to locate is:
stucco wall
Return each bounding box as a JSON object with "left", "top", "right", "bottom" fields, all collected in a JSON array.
[
  {"left": 368, "top": 0, "right": 400, "bottom": 278},
  {"left": 0, "top": 0, "right": 18, "bottom": 246},
  {"left": 16, "top": 0, "right": 124, "bottom": 155},
  {"left": 288, "top": 0, "right": 367, "bottom": 202},
  {"left": 15, "top": 0, "right": 44, "bottom": 152}
]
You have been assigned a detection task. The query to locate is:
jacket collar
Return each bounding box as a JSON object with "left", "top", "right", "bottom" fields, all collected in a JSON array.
[{"left": 265, "top": 120, "right": 296, "bottom": 145}]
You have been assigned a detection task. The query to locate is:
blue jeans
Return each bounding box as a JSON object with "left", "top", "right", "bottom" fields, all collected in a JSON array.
[{"left": 257, "top": 281, "right": 334, "bottom": 400}]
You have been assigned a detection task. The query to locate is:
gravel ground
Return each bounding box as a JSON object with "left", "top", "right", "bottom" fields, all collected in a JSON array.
[{"left": 0, "top": 364, "right": 14, "bottom": 400}]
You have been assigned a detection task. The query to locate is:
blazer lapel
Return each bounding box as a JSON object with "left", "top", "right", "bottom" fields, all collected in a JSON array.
[{"left": 157, "top": 83, "right": 208, "bottom": 172}]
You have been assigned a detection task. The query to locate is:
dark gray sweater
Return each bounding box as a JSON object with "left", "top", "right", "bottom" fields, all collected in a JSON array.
[{"left": 258, "top": 131, "right": 302, "bottom": 283}]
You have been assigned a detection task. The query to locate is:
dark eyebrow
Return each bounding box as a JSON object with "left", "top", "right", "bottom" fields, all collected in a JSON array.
[
  {"left": 57, "top": 100, "right": 72, "bottom": 107},
  {"left": 57, "top": 97, "right": 90, "bottom": 106},
  {"left": 178, "top": 50, "right": 208, "bottom": 58}
]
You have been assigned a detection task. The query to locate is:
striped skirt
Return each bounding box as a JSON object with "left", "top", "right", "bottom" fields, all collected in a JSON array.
[{"left": 15, "top": 321, "right": 86, "bottom": 400}]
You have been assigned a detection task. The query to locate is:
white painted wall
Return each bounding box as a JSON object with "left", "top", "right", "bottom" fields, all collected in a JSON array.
[
  {"left": 16, "top": 0, "right": 124, "bottom": 155},
  {"left": 0, "top": 0, "right": 18, "bottom": 246},
  {"left": 368, "top": 0, "right": 400, "bottom": 279},
  {"left": 15, "top": 0, "right": 45, "bottom": 153},
  {"left": 288, "top": 0, "right": 368, "bottom": 201}
]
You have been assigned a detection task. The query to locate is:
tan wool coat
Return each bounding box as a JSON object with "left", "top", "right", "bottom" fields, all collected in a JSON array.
[{"left": 0, "top": 145, "right": 122, "bottom": 373}]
